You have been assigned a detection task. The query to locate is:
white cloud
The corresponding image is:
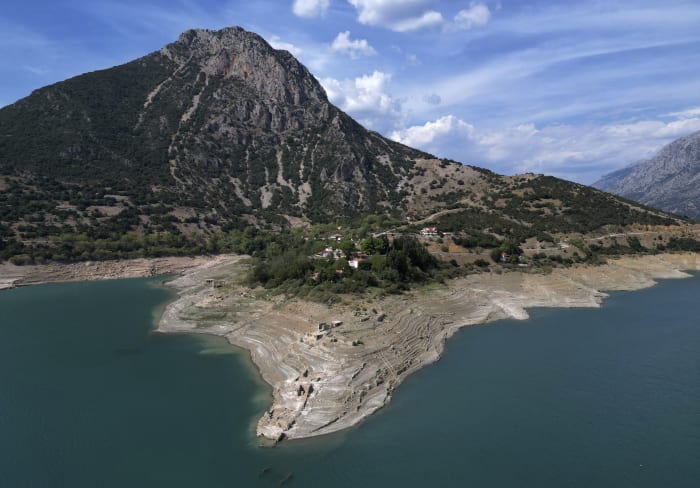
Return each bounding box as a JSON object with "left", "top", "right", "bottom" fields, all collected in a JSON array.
[
  {"left": 348, "top": 0, "right": 428, "bottom": 24},
  {"left": 603, "top": 119, "right": 700, "bottom": 140},
  {"left": 347, "top": 0, "right": 444, "bottom": 31},
  {"left": 454, "top": 3, "right": 491, "bottom": 30},
  {"left": 345, "top": 0, "right": 486, "bottom": 32},
  {"left": 292, "top": 0, "right": 330, "bottom": 18},
  {"left": 391, "top": 115, "right": 473, "bottom": 147},
  {"left": 389, "top": 112, "right": 700, "bottom": 183},
  {"left": 266, "top": 35, "right": 303, "bottom": 57},
  {"left": 666, "top": 107, "right": 700, "bottom": 119},
  {"left": 320, "top": 70, "right": 402, "bottom": 130},
  {"left": 391, "top": 10, "right": 444, "bottom": 32},
  {"left": 330, "top": 31, "right": 377, "bottom": 58}
]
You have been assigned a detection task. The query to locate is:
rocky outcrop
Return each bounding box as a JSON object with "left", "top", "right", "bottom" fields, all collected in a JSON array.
[
  {"left": 594, "top": 131, "right": 700, "bottom": 219},
  {"left": 165, "top": 27, "right": 327, "bottom": 106}
]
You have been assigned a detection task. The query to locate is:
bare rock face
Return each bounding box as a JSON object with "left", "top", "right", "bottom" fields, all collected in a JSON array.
[
  {"left": 166, "top": 27, "right": 327, "bottom": 106},
  {"left": 143, "top": 27, "right": 425, "bottom": 220},
  {"left": 159, "top": 27, "right": 330, "bottom": 132},
  {"left": 594, "top": 131, "right": 700, "bottom": 219}
]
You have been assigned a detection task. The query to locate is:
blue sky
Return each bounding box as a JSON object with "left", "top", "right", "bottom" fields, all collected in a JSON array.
[{"left": 3, "top": 0, "right": 700, "bottom": 183}]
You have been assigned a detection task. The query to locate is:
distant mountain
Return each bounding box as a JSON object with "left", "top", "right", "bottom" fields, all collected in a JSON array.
[
  {"left": 0, "top": 27, "right": 686, "bottom": 262},
  {"left": 594, "top": 131, "right": 700, "bottom": 219}
]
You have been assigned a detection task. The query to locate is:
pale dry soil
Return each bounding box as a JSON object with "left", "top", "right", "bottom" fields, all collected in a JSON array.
[
  {"left": 156, "top": 253, "right": 699, "bottom": 442},
  {"left": 0, "top": 255, "right": 223, "bottom": 290}
]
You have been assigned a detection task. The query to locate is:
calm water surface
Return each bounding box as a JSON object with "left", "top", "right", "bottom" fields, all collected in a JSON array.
[{"left": 1, "top": 274, "right": 699, "bottom": 487}]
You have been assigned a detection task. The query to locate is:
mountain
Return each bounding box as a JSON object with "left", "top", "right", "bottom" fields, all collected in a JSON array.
[
  {"left": 594, "top": 131, "right": 700, "bottom": 219},
  {"left": 0, "top": 27, "right": 430, "bottom": 225},
  {"left": 0, "top": 27, "right": 687, "bottom": 262}
]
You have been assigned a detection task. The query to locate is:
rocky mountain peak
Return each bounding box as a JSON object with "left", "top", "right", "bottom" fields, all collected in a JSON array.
[
  {"left": 594, "top": 130, "right": 700, "bottom": 219},
  {"left": 161, "top": 26, "right": 327, "bottom": 106}
]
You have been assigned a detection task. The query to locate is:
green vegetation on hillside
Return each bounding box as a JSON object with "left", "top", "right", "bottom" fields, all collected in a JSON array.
[
  {"left": 430, "top": 176, "right": 679, "bottom": 249},
  {"left": 247, "top": 232, "right": 464, "bottom": 301}
]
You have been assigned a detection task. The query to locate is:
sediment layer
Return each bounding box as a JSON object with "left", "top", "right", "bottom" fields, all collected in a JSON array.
[
  {"left": 156, "top": 253, "right": 698, "bottom": 441},
  {"left": 0, "top": 256, "right": 221, "bottom": 290}
]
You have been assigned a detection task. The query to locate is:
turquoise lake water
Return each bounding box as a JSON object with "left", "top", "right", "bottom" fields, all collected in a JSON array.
[{"left": 1, "top": 274, "right": 699, "bottom": 487}]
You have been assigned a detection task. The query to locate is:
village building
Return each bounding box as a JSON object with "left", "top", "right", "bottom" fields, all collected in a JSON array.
[
  {"left": 420, "top": 227, "right": 439, "bottom": 237},
  {"left": 312, "top": 247, "right": 344, "bottom": 260},
  {"left": 348, "top": 252, "right": 369, "bottom": 269}
]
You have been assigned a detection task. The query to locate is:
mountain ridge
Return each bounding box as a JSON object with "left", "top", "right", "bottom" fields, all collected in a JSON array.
[{"left": 594, "top": 130, "right": 700, "bottom": 219}]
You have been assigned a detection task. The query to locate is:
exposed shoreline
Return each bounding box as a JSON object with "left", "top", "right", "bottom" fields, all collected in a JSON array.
[
  {"left": 0, "top": 255, "right": 224, "bottom": 291},
  {"left": 3, "top": 252, "right": 697, "bottom": 441},
  {"left": 154, "top": 252, "right": 698, "bottom": 441}
]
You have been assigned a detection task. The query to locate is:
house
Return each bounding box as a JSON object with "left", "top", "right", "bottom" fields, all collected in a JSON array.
[
  {"left": 348, "top": 252, "right": 369, "bottom": 269},
  {"left": 313, "top": 247, "right": 343, "bottom": 259},
  {"left": 421, "top": 227, "right": 438, "bottom": 237}
]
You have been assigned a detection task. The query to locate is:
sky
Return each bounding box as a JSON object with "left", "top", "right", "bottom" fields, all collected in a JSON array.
[{"left": 2, "top": 0, "right": 700, "bottom": 184}]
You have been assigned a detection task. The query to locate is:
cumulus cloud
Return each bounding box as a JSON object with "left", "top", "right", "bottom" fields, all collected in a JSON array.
[
  {"left": 320, "top": 70, "right": 402, "bottom": 130},
  {"left": 266, "top": 35, "right": 303, "bottom": 57},
  {"left": 348, "top": 0, "right": 490, "bottom": 32},
  {"left": 389, "top": 111, "right": 700, "bottom": 183},
  {"left": 292, "top": 0, "right": 330, "bottom": 18},
  {"left": 330, "top": 31, "right": 377, "bottom": 58},
  {"left": 454, "top": 2, "right": 491, "bottom": 29},
  {"left": 347, "top": 0, "right": 444, "bottom": 31},
  {"left": 391, "top": 115, "right": 473, "bottom": 147}
]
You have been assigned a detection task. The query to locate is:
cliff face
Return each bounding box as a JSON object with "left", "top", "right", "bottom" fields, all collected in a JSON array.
[{"left": 594, "top": 131, "right": 700, "bottom": 219}]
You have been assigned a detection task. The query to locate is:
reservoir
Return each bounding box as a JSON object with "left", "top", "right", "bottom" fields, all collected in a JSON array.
[{"left": 1, "top": 274, "right": 698, "bottom": 487}]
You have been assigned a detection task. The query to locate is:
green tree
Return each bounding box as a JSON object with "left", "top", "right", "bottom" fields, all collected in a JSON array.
[
  {"left": 360, "top": 235, "right": 389, "bottom": 255},
  {"left": 337, "top": 238, "right": 357, "bottom": 258},
  {"left": 490, "top": 239, "right": 523, "bottom": 263}
]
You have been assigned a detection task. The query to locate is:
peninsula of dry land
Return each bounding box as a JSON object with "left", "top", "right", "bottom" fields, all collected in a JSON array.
[{"left": 155, "top": 252, "right": 699, "bottom": 442}]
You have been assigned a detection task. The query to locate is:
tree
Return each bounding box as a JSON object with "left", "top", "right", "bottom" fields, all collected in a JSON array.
[
  {"left": 360, "top": 235, "right": 389, "bottom": 255},
  {"left": 490, "top": 239, "right": 523, "bottom": 264},
  {"left": 337, "top": 238, "right": 357, "bottom": 258}
]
